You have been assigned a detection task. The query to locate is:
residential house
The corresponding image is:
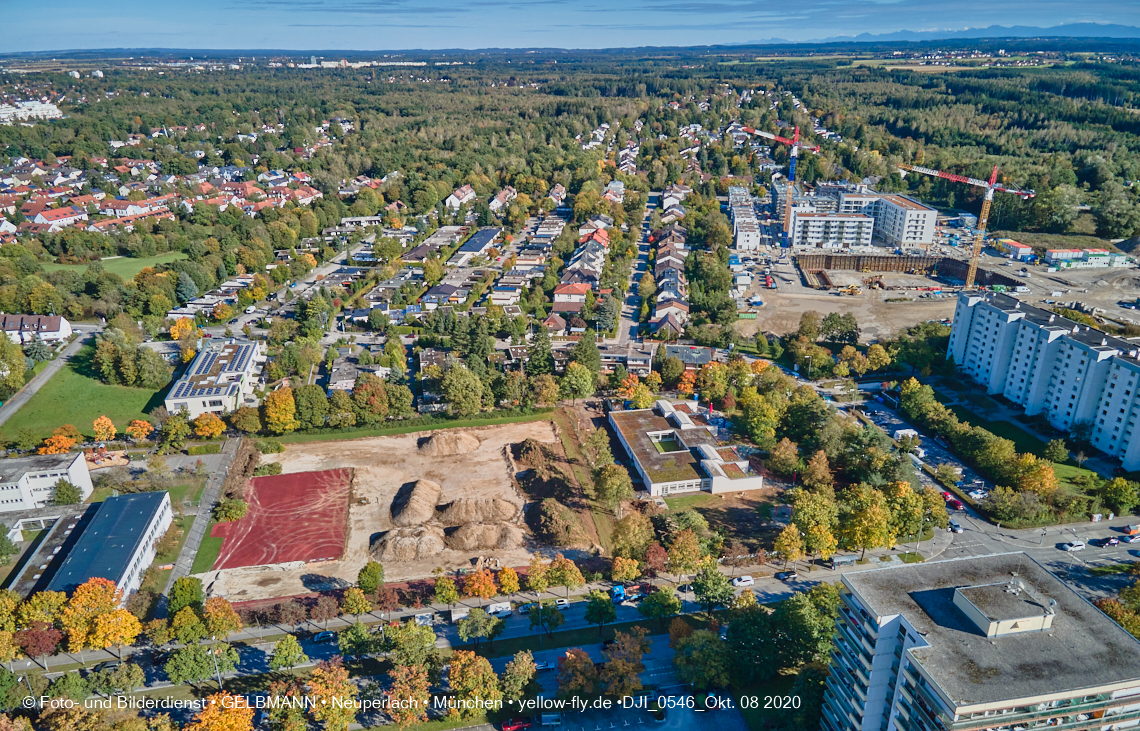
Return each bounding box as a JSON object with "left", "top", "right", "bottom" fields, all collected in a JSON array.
[
  {"left": 444, "top": 184, "right": 477, "bottom": 210},
  {"left": 489, "top": 186, "right": 517, "bottom": 213},
  {"left": 552, "top": 282, "right": 591, "bottom": 314},
  {"left": 0, "top": 314, "right": 72, "bottom": 344},
  {"left": 32, "top": 206, "right": 87, "bottom": 231}
]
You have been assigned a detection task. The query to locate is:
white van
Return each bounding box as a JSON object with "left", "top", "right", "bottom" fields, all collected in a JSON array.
[
  {"left": 488, "top": 602, "right": 513, "bottom": 619},
  {"left": 245, "top": 305, "right": 257, "bottom": 314}
]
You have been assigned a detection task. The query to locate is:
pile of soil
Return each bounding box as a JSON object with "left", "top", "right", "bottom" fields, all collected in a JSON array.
[
  {"left": 437, "top": 498, "right": 519, "bottom": 526},
  {"left": 419, "top": 431, "right": 480, "bottom": 456},
  {"left": 444, "top": 523, "right": 524, "bottom": 551},
  {"left": 391, "top": 480, "right": 442, "bottom": 527},
  {"left": 371, "top": 526, "right": 446, "bottom": 562}
]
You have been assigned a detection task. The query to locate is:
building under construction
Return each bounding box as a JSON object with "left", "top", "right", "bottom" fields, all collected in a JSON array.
[{"left": 795, "top": 254, "right": 1022, "bottom": 290}]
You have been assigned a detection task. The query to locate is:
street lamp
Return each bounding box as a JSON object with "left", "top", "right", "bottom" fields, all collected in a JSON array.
[{"left": 805, "top": 355, "right": 813, "bottom": 381}]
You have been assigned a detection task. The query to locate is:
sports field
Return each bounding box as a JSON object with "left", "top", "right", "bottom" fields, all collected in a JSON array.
[{"left": 210, "top": 468, "right": 352, "bottom": 570}]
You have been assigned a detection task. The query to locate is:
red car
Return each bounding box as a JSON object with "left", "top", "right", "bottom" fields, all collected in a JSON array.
[
  {"left": 948, "top": 499, "right": 965, "bottom": 511},
  {"left": 502, "top": 720, "right": 533, "bottom": 731},
  {"left": 940, "top": 492, "right": 953, "bottom": 501}
]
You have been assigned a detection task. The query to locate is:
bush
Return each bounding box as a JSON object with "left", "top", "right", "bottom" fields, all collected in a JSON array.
[
  {"left": 214, "top": 498, "right": 249, "bottom": 522},
  {"left": 256, "top": 439, "right": 285, "bottom": 454},
  {"left": 253, "top": 462, "right": 283, "bottom": 476},
  {"left": 187, "top": 443, "right": 222, "bottom": 456}
]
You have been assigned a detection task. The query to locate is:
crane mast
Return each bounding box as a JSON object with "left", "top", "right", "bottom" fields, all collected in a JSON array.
[{"left": 896, "top": 163, "right": 1035, "bottom": 289}]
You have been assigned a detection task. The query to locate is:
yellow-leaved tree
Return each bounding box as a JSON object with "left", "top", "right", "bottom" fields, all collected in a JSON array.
[
  {"left": 92, "top": 416, "right": 117, "bottom": 443},
  {"left": 60, "top": 577, "right": 122, "bottom": 652},
  {"left": 90, "top": 608, "right": 142, "bottom": 657},
  {"left": 185, "top": 691, "right": 254, "bottom": 731},
  {"left": 193, "top": 412, "right": 226, "bottom": 439}
]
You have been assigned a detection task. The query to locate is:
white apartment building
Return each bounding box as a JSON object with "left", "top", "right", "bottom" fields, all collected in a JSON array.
[
  {"left": 949, "top": 292, "right": 1140, "bottom": 469},
  {"left": 791, "top": 212, "right": 875, "bottom": 248},
  {"left": 874, "top": 194, "right": 937, "bottom": 246},
  {"left": 822, "top": 553, "right": 1140, "bottom": 731},
  {"left": 0, "top": 453, "right": 93, "bottom": 512},
  {"left": 164, "top": 339, "right": 266, "bottom": 418}
]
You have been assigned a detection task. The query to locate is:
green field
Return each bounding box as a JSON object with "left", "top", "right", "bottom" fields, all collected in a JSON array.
[
  {"left": 190, "top": 518, "right": 224, "bottom": 574},
  {"left": 42, "top": 252, "right": 187, "bottom": 280},
  {"left": 0, "top": 344, "right": 168, "bottom": 440}
]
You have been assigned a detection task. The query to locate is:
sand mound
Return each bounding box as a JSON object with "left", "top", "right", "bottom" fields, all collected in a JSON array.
[
  {"left": 371, "top": 526, "right": 446, "bottom": 562},
  {"left": 391, "top": 480, "right": 442, "bottom": 527},
  {"left": 444, "top": 523, "right": 524, "bottom": 551},
  {"left": 437, "top": 498, "right": 519, "bottom": 526},
  {"left": 419, "top": 431, "right": 480, "bottom": 456}
]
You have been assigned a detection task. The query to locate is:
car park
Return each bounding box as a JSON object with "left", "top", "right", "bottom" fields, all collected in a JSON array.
[
  {"left": 732, "top": 575, "right": 755, "bottom": 587},
  {"left": 775, "top": 571, "right": 798, "bottom": 581},
  {"left": 1062, "top": 541, "right": 1086, "bottom": 552}
]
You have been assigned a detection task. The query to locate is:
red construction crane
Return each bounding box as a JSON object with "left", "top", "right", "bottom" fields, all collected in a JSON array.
[
  {"left": 741, "top": 126, "right": 820, "bottom": 243},
  {"left": 897, "top": 163, "right": 1035, "bottom": 288}
]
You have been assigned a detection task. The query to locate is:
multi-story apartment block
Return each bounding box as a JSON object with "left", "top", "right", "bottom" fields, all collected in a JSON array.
[
  {"left": 874, "top": 194, "right": 937, "bottom": 246},
  {"left": 164, "top": 339, "right": 266, "bottom": 419},
  {"left": 822, "top": 553, "right": 1140, "bottom": 731},
  {"left": 949, "top": 292, "right": 1140, "bottom": 469},
  {"left": 790, "top": 212, "right": 875, "bottom": 248}
]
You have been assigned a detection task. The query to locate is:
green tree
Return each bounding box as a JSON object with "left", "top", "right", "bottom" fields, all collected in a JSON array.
[
  {"left": 501, "top": 650, "right": 538, "bottom": 701},
  {"left": 270, "top": 634, "right": 308, "bottom": 672},
  {"left": 338, "top": 621, "right": 373, "bottom": 658},
  {"left": 569, "top": 331, "right": 602, "bottom": 373},
  {"left": 529, "top": 600, "right": 566, "bottom": 637},
  {"left": 1098, "top": 478, "right": 1140, "bottom": 516},
  {"left": 435, "top": 576, "right": 460, "bottom": 609},
  {"left": 1044, "top": 439, "right": 1070, "bottom": 464},
  {"left": 638, "top": 588, "right": 682, "bottom": 624},
  {"left": 49, "top": 479, "right": 81, "bottom": 505},
  {"left": 692, "top": 558, "right": 734, "bottom": 614},
  {"left": 293, "top": 384, "right": 330, "bottom": 430},
  {"left": 358, "top": 561, "right": 384, "bottom": 595},
  {"left": 673, "top": 630, "right": 732, "bottom": 691},
  {"left": 456, "top": 608, "right": 504, "bottom": 649},
  {"left": 169, "top": 576, "right": 204, "bottom": 615},
  {"left": 594, "top": 463, "right": 633, "bottom": 516},
  {"left": 560, "top": 362, "right": 595, "bottom": 404},
  {"left": 442, "top": 366, "right": 484, "bottom": 416},
  {"left": 584, "top": 590, "right": 617, "bottom": 635},
  {"left": 526, "top": 326, "right": 555, "bottom": 375}
]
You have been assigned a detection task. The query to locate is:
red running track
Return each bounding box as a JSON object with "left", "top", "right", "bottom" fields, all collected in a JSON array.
[{"left": 211, "top": 468, "right": 352, "bottom": 570}]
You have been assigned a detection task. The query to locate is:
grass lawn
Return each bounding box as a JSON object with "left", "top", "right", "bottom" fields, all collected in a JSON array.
[
  {"left": 42, "top": 252, "right": 188, "bottom": 280},
  {"left": 1089, "top": 562, "right": 1139, "bottom": 576},
  {"left": 949, "top": 405, "right": 1102, "bottom": 483},
  {"left": 191, "top": 518, "right": 224, "bottom": 574},
  {"left": 0, "top": 344, "right": 168, "bottom": 440},
  {"left": 665, "top": 493, "right": 719, "bottom": 511}
]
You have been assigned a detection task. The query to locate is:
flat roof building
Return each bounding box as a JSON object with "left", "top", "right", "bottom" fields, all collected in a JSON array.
[
  {"left": 0, "top": 453, "right": 93, "bottom": 513},
  {"left": 823, "top": 553, "right": 1140, "bottom": 731},
  {"left": 46, "top": 492, "right": 172, "bottom": 599},
  {"left": 164, "top": 339, "right": 266, "bottom": 419},
  {"left": 791, "top": 212, "right": 874, "bottom": 249},
  {"left": 608, "top": 400, "right": 764, "bottom": 497}
]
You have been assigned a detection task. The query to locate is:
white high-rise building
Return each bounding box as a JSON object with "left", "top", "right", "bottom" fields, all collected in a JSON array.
[
  {"left": 790, "top": 212, "right": 874, "bottom": 249},
  {"left": 949, "top": 292, "right": 1140, "bottom": 469}
]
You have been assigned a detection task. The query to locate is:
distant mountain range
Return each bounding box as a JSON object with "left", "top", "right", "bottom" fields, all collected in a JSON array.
[{"left": 801, "top": 23, "right": 1140, "bottom": 44}]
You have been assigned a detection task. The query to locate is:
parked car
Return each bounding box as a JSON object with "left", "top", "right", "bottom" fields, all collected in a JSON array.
[
  {"left": 501, "top": 720, "right": 534, "bottom": 731},
  {"left": 92, "top": 660, "right": 121, "bottom": 673},
  {"left": 968, "top": 490, "right": 989, "bottom": 501},
  {"left": 1124, "top": 535, "right": 1140, "bottom": 544},
  {"left": 677, "top": 584, "right": 694, "bottom": 593},
  {"left": 554, "top": 598, "right": 570, "bottom": 611},
  {"left": 732, "top": 576, "right": 755, "bottom": 588},
  {"left": 518, "top": 603, "right": 537, "bottom": 614},
  {"left": 314, "top": 631, "right": 336, "bottom": 643},
  {"left": 533, "top": 661, "right": 554, "bottom": 671},
  {"left": 1062, "top": 541, "right": 1086, "bottom": 552},
  {"left": 775, "top": 571, "right": 798, "bottom": 581}
]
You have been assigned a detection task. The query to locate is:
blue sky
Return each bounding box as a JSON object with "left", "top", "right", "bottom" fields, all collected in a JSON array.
[{"left": 2, "top": 0, "right": 1139, "bottom": 53}]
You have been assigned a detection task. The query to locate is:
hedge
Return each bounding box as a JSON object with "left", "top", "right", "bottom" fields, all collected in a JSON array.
[{"left": 187, "top": 444, "right": 223, "bottom": 455}]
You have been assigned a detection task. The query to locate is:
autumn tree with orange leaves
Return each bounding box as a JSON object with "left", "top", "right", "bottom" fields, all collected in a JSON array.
[
  {"left": 193, "top": 413, "right": 226, "bottom": 439},
  {"left": 92, "top": 416, "right": 117, "bottom": 443},
  {"left": 677, "top": 370, "right": 696, "bottom": 396},
  {"left": 60, "top": 578, "right": 121, "bottom": 652},
  {"left": 125, "top": 420, "right": 154, "bottom": 441},
  {"left": 616, "top": 373, "right": 640, "bottom": 399},
  {"left": 308, "top": 658, "right": 357, "bottom": 731},
  {"left": 90, "top": 608, "right": 142, "bottom": 657},
  {"left": 185, "top": 691, "right": 254, "bottom": 731},
  {"left": 38, "top": 434, "right": 76, "bottom": 455},
  {"left": 204, "top": 597, "right": 243, "bottom": 640},
  {"left": 386, "top": 665, "right": 429, "bottom": 728},
  {"left": 463, "top": 569, "right": 498, "bottom": 604}
]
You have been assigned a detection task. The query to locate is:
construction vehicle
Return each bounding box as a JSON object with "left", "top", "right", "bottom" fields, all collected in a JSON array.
[
  {"left": 863, "top": 275, "right": 884, "bottom": 289},
  {"left": 839, "top": 285, "right": 862, "bottom": 296},
  {"left": 897, "top": 163, "right": 1035, "bottom": 288}
]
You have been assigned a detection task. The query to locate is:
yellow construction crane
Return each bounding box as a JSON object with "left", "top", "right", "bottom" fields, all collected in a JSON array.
[{"left": 897, "top": 164, "right": 1035, "bottom": 288}]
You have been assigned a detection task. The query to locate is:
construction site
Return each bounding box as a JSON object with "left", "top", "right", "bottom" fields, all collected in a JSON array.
[{"left": 196, "top": 421, "right": 557, "bottom": 603}]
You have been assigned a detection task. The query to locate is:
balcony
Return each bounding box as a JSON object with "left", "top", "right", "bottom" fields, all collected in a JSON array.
[{"left": 947, "top": 694, "right": 1140, "bottom": 731}]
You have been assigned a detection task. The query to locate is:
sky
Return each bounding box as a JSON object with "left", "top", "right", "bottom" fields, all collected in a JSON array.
[{"left": 2, "top": 0, "right": 1140, "bottom": 53}]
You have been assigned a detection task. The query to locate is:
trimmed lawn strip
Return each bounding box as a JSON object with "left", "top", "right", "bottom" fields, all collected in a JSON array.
[
  {"left": 191, "top": 518, "right": 224, "bottom": 574},
  {"left": 665, "top": 493, "right": 719, "bottom": 511},
  {"left": 275, "top": 411, "right": 553, "bottom": 444},
  {"left": 42, "top": 252, "right": 188, "bottom": 279},
  {"left": 0, "top": 344, "right": 166, "bottom": 440}
]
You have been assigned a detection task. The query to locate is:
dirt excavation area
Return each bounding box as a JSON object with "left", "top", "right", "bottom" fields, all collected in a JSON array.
[
  {"left": 198, "top": 420, "right": 558, "bottom": 603},
  {"left": 736, "top": 288, "right": 955, "bottom": 341}
]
